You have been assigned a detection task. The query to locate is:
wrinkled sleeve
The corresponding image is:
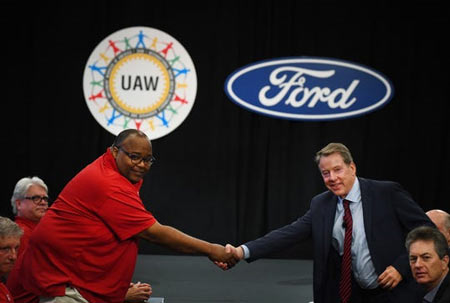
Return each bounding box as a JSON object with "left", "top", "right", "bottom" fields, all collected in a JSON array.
[{"left": 99, "top": 188, "right": 157, "bottom": 241}]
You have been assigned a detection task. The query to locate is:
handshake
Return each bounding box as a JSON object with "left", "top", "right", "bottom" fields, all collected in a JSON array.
[{"left": 208, "top": 244, "right": 245, "bottom": 270}]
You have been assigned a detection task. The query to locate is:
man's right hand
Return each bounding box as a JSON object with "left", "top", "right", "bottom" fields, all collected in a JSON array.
[{"left": 226, "top": 244, "right": 244, "bottom": 260}]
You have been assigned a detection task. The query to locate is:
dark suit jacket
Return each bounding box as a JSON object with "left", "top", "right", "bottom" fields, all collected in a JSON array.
[
  {"left": 434, "top": 272, "right": 450, "bottom": 303},
  {"left": 244, "top": 177, "right": 433, "bottom": 303}
]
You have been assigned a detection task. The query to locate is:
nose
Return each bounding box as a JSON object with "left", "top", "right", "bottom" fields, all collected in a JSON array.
[
  {"left": 328, "top": 171, "right": 337, "bottom": 181},
  {"left": 412, "top": 258, "right": 424, "bottom": 269},
  {"left": 7, "top": 248, "right": 18, "bottom": 260},
  {"left": 136, "top": 159, "right": 150, "bottom": 169}
]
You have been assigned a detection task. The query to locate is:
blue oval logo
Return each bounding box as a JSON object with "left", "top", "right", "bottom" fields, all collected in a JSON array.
[{"left": 224, "top": 57, "right": 394, "bottom": 121}]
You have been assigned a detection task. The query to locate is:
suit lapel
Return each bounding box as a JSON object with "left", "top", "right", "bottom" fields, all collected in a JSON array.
[
  {"left": 434, "top": 272, "right": 450, "bottom": 302},
  {"left": 322, "top": 194, "right": 338, "bottom": 257},
  {"left": 359, "top": 178, "right": 373, "bottom": 243}
]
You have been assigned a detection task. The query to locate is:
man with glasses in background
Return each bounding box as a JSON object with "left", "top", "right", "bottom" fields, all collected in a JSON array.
[
  {"left": 10, "top": 176, "right": 49, "bottom": 258},
  {"left": 7, "top": 177, "right": 50, "bottom": 303}
]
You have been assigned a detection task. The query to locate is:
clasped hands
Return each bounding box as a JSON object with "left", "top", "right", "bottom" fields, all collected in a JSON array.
[
  {"left": 125, "top": 282, "right": 152, "bottom": 303},
  {"left": 209, "top": 243, "right": 244, "bottom": 270}
]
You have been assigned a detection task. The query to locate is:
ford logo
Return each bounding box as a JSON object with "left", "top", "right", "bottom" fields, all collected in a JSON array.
[{"left": 224, "top": 57, "right": 394, "bottom": 121}]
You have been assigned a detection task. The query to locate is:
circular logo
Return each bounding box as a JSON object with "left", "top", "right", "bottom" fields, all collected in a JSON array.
[{"left": 83, "top": 27, "right": 197, "bottom": 139}]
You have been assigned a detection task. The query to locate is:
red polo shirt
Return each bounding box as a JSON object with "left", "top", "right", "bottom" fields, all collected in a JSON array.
[
  {"left": 20, "top": 149, "right": 156, "bottom": 303},
  {"left": 14, "top": 217, "right": 37, "bottom": 258},
  {"left": 0, "top": 282, "right": 14, "bottom": 302},
  {"left": 6, "top": 217, "right": 39, "bottom": 303}
]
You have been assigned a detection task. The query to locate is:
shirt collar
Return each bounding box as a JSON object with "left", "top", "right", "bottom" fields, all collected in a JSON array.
[
  {"left": 338, "top": 177, "right": 361, "bottom": 204},
  {"left": 14, "top": 216, "right": 38, "bottom": 229}
]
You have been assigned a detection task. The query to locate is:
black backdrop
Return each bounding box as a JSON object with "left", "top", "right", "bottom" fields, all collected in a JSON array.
[{"left": 2, "top": 1, "right": 449, "bottom": 259}]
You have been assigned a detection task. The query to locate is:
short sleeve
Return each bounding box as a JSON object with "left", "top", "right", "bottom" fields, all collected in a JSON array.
[{"left": 99, "top": 188, "right": 156, "bottom": 241}]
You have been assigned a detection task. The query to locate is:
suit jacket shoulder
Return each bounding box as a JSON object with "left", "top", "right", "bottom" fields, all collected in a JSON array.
[
  {"left": 310, "top": 189, "right": 335, "bottom": 208},
  {"left": 358, "top": 177, "right": 403, "bottom": 192}
]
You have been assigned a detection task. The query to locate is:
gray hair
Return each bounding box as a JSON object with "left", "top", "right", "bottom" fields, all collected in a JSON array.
[
  {"left": 11, "top": 176, "right": 48, "bottom": 215},
  {"left": 405, "top": 226, "right": 449, "bottom": 259},
  {"left": 0, "top": 216, "right": 23, "bottom": 238}
]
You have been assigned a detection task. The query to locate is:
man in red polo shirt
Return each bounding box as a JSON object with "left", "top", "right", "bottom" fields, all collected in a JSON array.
[
  {"left": 7, "top": 176, "right": 49, "bottom": 303},
  {"left": 9, "top": 176, "right": 49, "bottom": 258},
  {"left": 0, "top": 216, "right": 23, "bottom": 303},
  {"left": 20, "top": 129, "right": 236, "bottom": 303}
]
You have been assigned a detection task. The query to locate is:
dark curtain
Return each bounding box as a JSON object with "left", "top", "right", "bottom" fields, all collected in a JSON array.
[{"left": 2, "top": 1, "right": 448, "bottom": 259}]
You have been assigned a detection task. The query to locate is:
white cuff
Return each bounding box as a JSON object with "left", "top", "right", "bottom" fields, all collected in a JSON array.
[{"left": 241, "top": 244, "right": 250, "bottom": 259}]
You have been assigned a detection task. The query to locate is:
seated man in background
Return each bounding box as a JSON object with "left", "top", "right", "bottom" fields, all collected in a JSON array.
[
  {"left": 406, "top": 225, "right": 450, "bottom": 303},
  {"left": 10, "top": 176, "right": 49, "bottom": 257},
  {"left": 0, "top": 216, "right": 23, "bottom": 303},
  {"left": 427, "top": 210, "right": 450, "bottom": 247}
]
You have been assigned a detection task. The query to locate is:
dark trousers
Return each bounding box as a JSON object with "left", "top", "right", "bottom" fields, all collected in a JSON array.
[
  {"left": 327, "top": 246, "right": 391, "bottom": 303},
  {"left": 326, "top": 246, "right": 424, "bottom": 303},
  {"left": 351, "top": 282, "right": 390, "bottom": 303}
]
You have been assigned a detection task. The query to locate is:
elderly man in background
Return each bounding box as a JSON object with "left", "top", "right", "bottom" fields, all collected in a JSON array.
[
  {"left": 10, "top": 177, "right": 48, "bottom": 257},
  {"left": 0, "top": 216, "right": 23, "bottom": 302}
]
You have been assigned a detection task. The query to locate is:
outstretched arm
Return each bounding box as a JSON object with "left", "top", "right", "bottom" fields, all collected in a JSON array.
[{"left": 137, "top": 222, "right": 238, "bottom": 267}]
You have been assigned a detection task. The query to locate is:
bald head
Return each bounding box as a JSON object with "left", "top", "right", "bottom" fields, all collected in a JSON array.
[
  {"left": 112, "top": 129, "right": 150, "bottom": 148},
  {"left": 426, "top": 209, "right": 450, "bottom": 246}
]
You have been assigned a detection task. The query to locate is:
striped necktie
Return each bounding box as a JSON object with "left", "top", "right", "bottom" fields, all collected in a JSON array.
[{"left": 339, "top": 199, "right": 353, "bottom": 303}]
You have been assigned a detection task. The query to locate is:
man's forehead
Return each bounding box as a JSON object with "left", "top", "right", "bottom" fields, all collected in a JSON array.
[
  {"left": 27, "top": 184, "right": 47, "bottom": 192},
  {"left": 122, "top": 135, "right": 151, "bottom": 147},
  {"left": 319, "top": 154, "right": 346, "bottom": 166},
  {"left": 0, "top": 236, "right": 21, "bottom": 244},
  {"left": 410, "top": 240, "right": 436, "bottom": 254},
  {"left": 322, "top": 152, "right": 345, "bottom": 161}
]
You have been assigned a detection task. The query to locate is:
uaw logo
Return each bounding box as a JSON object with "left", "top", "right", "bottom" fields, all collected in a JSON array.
[
  {"left": 83, "top": 26, "right": 197, "bottom": 139},
  {"left": 224, "top": 57, "right": 393, "bottom": 121}
]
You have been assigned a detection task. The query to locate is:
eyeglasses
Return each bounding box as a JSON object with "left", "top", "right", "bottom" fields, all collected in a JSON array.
[
  {"left": 24, "top": 195, "right": 50, "bottom": 204},
  {"left": 117, "top": 146, "right": 156, "bottom": 166}
]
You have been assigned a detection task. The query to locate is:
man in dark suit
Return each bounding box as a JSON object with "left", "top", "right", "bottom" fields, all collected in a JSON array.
[
  {"left": 406, "top": 226, "right": 450, "bottom": 303},
  {"left": 224, "top": 142, "right": 434, "bottom": 303}
]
